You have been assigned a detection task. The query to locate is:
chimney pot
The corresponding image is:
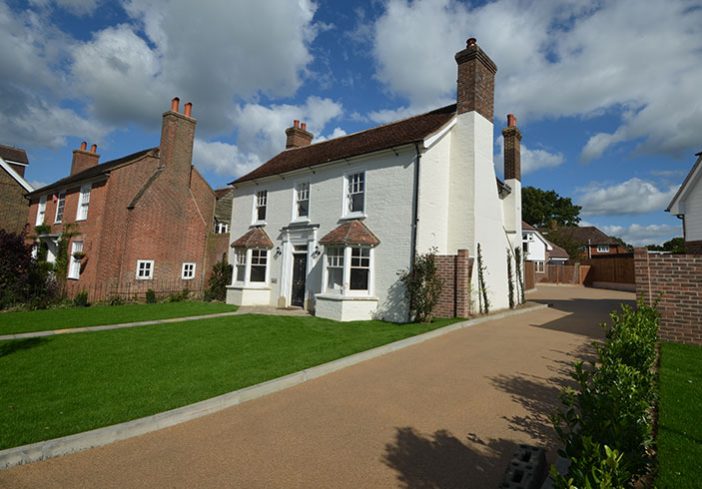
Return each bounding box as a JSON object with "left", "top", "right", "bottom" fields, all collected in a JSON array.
[
  {"left": 79, "top": 141, "right": 87, "bottom": 151},
  {"left": 301, "top": 122, "right": 307, "bottom": 130},
  {"left": 507, "top": 114, "right": 517, "bottom": 127},
  {"left": 90, "top": 144, "right": 98, "bottom": 153},
  {"left": 171, "top": 97, "right": 180, "bottom": 113},
  {"left": 293, "top": 119, "right": 300, "bottom": 128},
  {"left": 184, "top": 102, "right": 192, "bottom": 117},
  {"left": 467, "top": 37, "right": 477, "bottom": 47}
]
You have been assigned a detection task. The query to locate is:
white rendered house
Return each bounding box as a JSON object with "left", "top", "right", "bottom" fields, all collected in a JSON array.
[
  {"left": 226, "top": 38, "right": 523, "bottom": 322},
  {"left": 667, "top": 151, "right": 702, "bottom": 253}
]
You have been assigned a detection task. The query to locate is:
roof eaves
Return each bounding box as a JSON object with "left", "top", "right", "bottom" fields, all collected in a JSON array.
[
  {"left": 0, "top": 157, "right": 33, "bottom": 193},
  {"left": 667, "top": 153, "right": 702, "bottom": 213}
]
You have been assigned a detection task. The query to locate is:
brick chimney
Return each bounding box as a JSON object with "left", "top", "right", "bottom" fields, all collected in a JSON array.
[
  {"left": 70, "top": 141, "right": 100, "bottom": 175},
  {"left": 285, "top": 120, "right": 313, "bottom": 149},
  {"left": 159, "top": 97, "right": 196, "bottom": 180},
  {"left": 455, "top": 37, "right": 497, "bottom": 121},
  {"left": 502, "top": 114, "right": 521, "bottom": 181}
]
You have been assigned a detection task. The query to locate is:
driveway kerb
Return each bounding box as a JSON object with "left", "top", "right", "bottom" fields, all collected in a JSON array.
[{"left": 0, "top": 302, "right": 547, "bottom": 469}]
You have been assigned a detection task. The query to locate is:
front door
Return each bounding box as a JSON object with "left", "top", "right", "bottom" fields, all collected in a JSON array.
[{"left": 291, "top": 253, "right": 307, "bottom": 307}]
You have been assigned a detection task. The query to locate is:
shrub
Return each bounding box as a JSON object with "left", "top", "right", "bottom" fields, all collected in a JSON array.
[
  {"left": 399, "top": 248, "right": 443, "bottom": 322},
  {"left": 168, "top": 288, "right": 190, "bottom": 302},
  {"left": 204, "top": 258, "right": 232, "bottom": 301},
  {"left": 145, "top": 289, "right": 157, "bottom": 304},
  {"left": 108, "top": 296, "right": 125, "bottom": 306},
  {"left": 551, "top": 438, "right": 628, "bottom": 489},
  {"left": 73, "top": 291, "right": 90, "bottom": 307},
  {"left": 551, "top": 301, "right": 659, "bottom": 486}
]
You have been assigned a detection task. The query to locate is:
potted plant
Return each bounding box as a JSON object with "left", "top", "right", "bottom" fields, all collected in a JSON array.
[{"left": 72, "top": 251, "right": 86, "bottom": 261}]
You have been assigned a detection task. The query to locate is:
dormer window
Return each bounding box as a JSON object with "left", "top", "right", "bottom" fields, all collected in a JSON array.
[
  {"left": 346, "top": 172, "right": 365, "bottom": 215},
  {"left": 255, "top": 190, "right": 267, "bottom": 222}
]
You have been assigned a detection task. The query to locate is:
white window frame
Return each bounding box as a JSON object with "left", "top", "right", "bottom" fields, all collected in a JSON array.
[
  {"left": 233, "top": 249, "right": 247, "bottom": 284},
  {"left": 54, "top": 191, "right": 66, "bottom": 223},
  {"left": 214, "top": 221, "right": 229, "bottom": 234},
  {"left": 343, "top": 172, "right": 366, "bottom": 218},
  {"left": 293, "top": 182, "right": 310, "bottom": 221},
  {"left": 76, "top": 183, "right": 91, "bottom": 221},
  {"left": 253, "top": 190, "right": 267, "bottom": 224},
  {"left": 322, "top": 245, "right": 374, "bottom": 297},
  {"left": 535, "top": 260, "right": 545, "bottom": 273},
  {"left": 136, "top": 260, "right": 154, "bottom": 280},
  {"left": 36, "top": 195, "right": 47, "bottom": 226},
  {"left": 68, "top": 241, "right": 83, "bottom": 280},
  {"left": 181, "top": 262, "right": 196, "bottom": 280},
  {"left": 249, "top": 249, "right": 268, "bottom": 283},
  {"left": 324, "top": 246, "right": 344, "bottom": 294},
  {"left": 596, "top": 245, "right": 610, "bottom": 253}
]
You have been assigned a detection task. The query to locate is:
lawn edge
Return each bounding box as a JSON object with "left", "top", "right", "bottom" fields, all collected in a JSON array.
[
  {"left": 0, "top": 310, "right": 240, "bottom": 340},
  {"left": 0, "top": 302, "right": 547, "bottom": 470}
]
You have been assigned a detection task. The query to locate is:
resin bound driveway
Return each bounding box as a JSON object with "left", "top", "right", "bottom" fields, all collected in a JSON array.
[{"left": 1, "top": 286, "right": 634, "bottom": 489}]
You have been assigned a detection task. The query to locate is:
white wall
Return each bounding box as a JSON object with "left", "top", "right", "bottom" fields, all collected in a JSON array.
[
  {"left": 416, "top": 128, "right": 451, "bottom": 254},
  {"left": 228, "top": 147, "right": 417, "bottom": 322},
  {"left": 524, "top": 230, "right": 547, "bottom": 261},
  {"left": 683, "top": 173, "right": 702, "bottom": 241}
]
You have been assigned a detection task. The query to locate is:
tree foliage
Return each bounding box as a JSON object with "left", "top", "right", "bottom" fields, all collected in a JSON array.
[
  {"left": 647, "top": 236, "right": 684, "bottom": 254},
  {"left": 204, "top": 257, "right": 233, "bottom": 302},
  {"left": 0, "top": 229, "right": 56, "bottom": 309},
  {"left": 523, "top": 186, "right": 581, "bottom": 228}
]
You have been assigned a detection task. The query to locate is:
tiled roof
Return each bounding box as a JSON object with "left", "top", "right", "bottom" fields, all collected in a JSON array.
[
  {"left": 0, "top": 144, "right": 29, "bottom": 164},
  {"left": 319, "top": 220, "right": 380, "bottom": 247},
  {"left": 27, "top": 148, "right": 157, "bottom": 198},
  {"left": 231, "top": 227, "right": 274, "bottom": 249},
  {"left": 522, "top": 221, "right": 536, "bottom": 231},
  {"left": 547, "top": 240, "right": 569, "bottom": 259},
  {"left": 232, "top": 104, "right": 457, "bottom": 184},
  {"left": 558, "top": 226, "right": 619, "bottom": 246}
]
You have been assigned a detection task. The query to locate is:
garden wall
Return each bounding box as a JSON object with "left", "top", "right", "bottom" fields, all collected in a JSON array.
[{"left": 634, "top": 247, "right": 702, "bottom": 345}]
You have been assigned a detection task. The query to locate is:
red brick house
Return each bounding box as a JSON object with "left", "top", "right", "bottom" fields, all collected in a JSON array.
[
  {"left": 0, "top": 144, "right": 33, "bottom": 234},
  {"left": 26, "top": 98, "right": 223, "bottom": 299}
]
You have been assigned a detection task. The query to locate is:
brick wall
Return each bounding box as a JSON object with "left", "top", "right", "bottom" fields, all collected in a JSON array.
[
  {"left": 433, "top": 249, "right": 473, "bottom": 318},
  {"left": 634, "top": 247, "right": 702, "bottom": 345},
  {"left": 685, "top": 240, "right": 702, "bottom": 254},
  {"left": 0, "top": 167, "right": 29, "bottom": 234}
]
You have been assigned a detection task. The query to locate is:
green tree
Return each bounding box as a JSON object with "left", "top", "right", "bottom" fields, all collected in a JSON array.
[
  {"left": 647, "top": 236, "right": 684, "bottom": 254},
  {"left": 522, "top": 186, "right": 581, "bottom": 228}
]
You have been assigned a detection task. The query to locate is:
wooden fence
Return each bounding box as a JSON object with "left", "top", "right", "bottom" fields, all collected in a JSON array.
[{"left": 581, "top": 253, "right": 635, "bottom": 290}]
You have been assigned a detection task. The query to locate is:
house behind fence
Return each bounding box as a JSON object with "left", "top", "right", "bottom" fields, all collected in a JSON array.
[{"left": 634, "top": 247, "right": 702, "bottom": 345}]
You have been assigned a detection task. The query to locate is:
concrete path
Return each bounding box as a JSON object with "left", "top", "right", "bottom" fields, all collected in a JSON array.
[
  {"left": 0, "top": 306, "right": 308, "bottom": 341},
  {"left": 0, "top": 286, "right": 633, "bottom": 489}
]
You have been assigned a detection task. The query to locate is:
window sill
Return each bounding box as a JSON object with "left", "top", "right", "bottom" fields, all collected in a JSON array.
[
  {"left": 251, "top": 221, "right": 267, "bottom": 227},
  {"left": 339, "top": 213, "right": 366, "bottom": 221},
  {"left": 290, "top": 217, "right": 310, "bottom": 225},
  {"left": 135, "top": 278, "right": 154, "bottom": 281}
]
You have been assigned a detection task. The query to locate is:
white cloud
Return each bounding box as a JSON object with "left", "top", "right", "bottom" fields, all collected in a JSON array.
[
  {"left": 495, "top": 136, "right": 564, "bottom": 175},
  {"left": 194, "top": 96, "right": 343, "bottom": 178},
  {"left": 576, "top": 178, "right": 678, "bottom": 216},
  {"left": 369, "top": 0, "right": 702, "bottom": 160},
  {"left": 29, "top": 0, "right": 101, "bottom": 16},
  {"left": 193, "top": 139, "right": 259, "bottom": 178},
  {"left": 601, "top": 223, "right": 680, "bottom": 246}
]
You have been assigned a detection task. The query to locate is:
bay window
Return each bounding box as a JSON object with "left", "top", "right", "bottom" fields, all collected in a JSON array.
[
  {"left": 326, "top": 247, "right": 344, "bottom": 292},
  {"left": 232, "top": 248, "right": 269, "bottom": 285},
  {"left": 234, "top": 249, "right": 246, "bottom": 283},
  {"left": 323, "top": 245, "right": 373, "bottom": 295},
  {"left": 250, "top": 249, "right": 267, "bottom": 282},
  {"left": 350, "top": 247, "right": 370, "bottom": 290}
]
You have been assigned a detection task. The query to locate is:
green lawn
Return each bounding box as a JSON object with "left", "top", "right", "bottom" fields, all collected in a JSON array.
[
  {"left": 656, "top": 342, "right": 702, "bottom": 488},
  {"left": 0, "top": 302, "right": 238, "bottom": 335},
  {"left": 0, "top": 314, "right": 457, "bottom": 449}
]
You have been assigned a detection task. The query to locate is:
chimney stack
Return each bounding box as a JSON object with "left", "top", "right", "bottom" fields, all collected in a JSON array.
[
  {"left": 71, "top": 140, "right": 100, "bottom": 176},
  {"left": 160, "top": 97, "right": 196, "bottom": 181},
  {"left": 285, "top": 120, "right": 313, "bottom": 149},
  {"left": 502, "top": 113, "right": 521, "bottom": 181},
  {"left": 455, "top": 37, "right": 497, "bottom": 120}
]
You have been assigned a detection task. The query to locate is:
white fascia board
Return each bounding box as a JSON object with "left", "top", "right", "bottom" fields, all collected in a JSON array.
[
  {"left": 668, "top": 154, "right": 702, "bottom": 214},
  {"left": 0, "top": 157, "right": 33, "bottom": 192},
  {"left": 422, "top": 116, "right": 457, "bottom": 150}
]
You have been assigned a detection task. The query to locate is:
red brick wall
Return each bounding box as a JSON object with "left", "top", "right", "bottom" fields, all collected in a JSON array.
[
  {"left": 433, "top": 249, "right": 473, "bottom": 318},
  {"left": 685, "top": 240, "right": 702, "bottom": 254},
  {"left": 0, "top": 167, "right": 29, "bottom": 234},
  {"left": 634, "top": 247, "right": 702, "bottom": 345}
]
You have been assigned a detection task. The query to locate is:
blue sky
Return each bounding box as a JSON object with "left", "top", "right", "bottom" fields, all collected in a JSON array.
[{"left": 3, "top": 0, "right": 701, "bottom": 245}]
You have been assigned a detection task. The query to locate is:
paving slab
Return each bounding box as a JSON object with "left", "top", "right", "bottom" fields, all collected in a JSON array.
[{"left": 0, "top": 286, "right": 634, "bottom": 489}]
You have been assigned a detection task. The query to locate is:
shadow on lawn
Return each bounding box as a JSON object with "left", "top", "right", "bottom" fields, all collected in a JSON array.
[
  {"left": 382, "top": 427, "right": 518, "bottom": 489},
  {"left": 0, "top": 337, "right": 49, "bottom": 358}
]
